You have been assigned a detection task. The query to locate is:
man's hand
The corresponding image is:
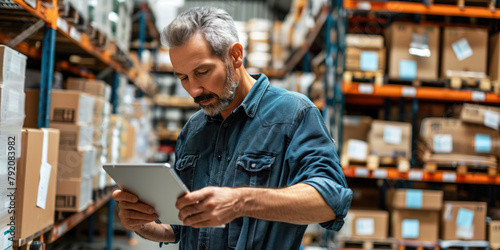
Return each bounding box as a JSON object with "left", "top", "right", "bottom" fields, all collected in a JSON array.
[
  {"left": 112, "top": 189, "right": 159, "bottom": 231},
  {"left": 176, "top": 187, "right": 244, "bottom": 228}
]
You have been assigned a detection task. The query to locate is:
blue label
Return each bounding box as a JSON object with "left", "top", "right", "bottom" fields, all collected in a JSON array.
[
  {"left": 399, "top": 60, "right": 417, "bottom": 80},
  {"left": 360, "top": 51, "right": 379, "bottom": 71},
  {"left": 402, "top": 219, "right": 420, "bottom": 239},
  {"left": 475, "top": 134, "right": 491, "bottom": 153},
  {"left": 405, "top": 189, "right": 423, "bottom": 209},
  {"left": 456, "top": 208, "right": 474, "bottom": 228}
]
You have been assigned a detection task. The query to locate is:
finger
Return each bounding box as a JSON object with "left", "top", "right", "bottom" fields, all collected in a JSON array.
[
  {"left": 176, "top": 189, "right": 210, "bottom": 209},
  {"left": 119, "top": 201, "right": 155, "bottom": 214},
  {"left": 182, "top": 212, "right": 211, "bottom": 227},
  {"left": 178, "top": 203, "right": 204, "bottom": 221},
  {"left": 112, "top": 190, "right": 138, "bottom": 203},
  {"left": 123, "top": 218, "right": 155, "bottom": 228},
  {"left": 119, "top": 209, "right": 158, "bottom": 221}
]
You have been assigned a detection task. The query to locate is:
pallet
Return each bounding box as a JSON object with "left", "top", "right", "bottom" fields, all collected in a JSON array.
[
  {"left": 422, "top": 151, "right": 499, "bottom": 176},
  {"left": 438, "top": 240, "right": 489, "bottom": 250},
  {"left": 398, "top": 240, "right": 439, "bottom": 250},
  {"left": 434, "top": 0, "right": 495, "bottom": 11},
  {"left": 366, "top": 155, "right": 411, "bottom": 172},
  {"left": 344, "top": 70, "right": 384, "bottom": 86},
  {"left": 338, "top": 237, "right": 398, "bottom": 250},
  {"left": 449, "top": 75, "right": 491, "bottom": 92}
]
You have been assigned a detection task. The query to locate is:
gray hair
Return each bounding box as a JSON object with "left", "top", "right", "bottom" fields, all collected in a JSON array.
[{"left": 162, "top": 7, "right": 239, "bottom": 60}]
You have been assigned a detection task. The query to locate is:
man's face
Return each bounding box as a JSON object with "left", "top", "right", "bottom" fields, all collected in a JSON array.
[{"left": 170, "top": 33, "right": 239, "bottom": 116}]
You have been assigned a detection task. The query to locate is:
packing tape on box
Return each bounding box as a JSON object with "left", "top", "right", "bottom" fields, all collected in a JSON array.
[{"left": 36, "top": 129, "right": 52, "bottom": 209}]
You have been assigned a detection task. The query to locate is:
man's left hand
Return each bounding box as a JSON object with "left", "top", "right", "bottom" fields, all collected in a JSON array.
[{"left": 176, "top": 186, "right": 244, "bottom": 228}]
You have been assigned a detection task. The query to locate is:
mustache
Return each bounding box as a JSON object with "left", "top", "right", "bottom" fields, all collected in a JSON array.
[{"left": 194, "top": 93, "right": 218, "bottom": 104}]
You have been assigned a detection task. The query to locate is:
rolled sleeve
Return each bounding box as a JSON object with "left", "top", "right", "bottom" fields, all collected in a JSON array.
[{"left": 159, "top": 225, "right": 181, "bottom": 247}]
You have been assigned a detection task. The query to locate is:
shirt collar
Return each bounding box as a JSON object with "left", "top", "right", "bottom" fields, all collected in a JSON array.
[{"left": 205, "top": 73, "right": 269, "bottom": 121}]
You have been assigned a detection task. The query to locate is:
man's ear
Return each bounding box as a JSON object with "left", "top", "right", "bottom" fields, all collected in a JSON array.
[{"left": 229, "top": 43, "right": 243, "bottom": 68}]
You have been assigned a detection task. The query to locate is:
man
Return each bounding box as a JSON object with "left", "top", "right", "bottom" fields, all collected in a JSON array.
[{"left": 113, "top": 6, "right": 352, "bottom": 249}]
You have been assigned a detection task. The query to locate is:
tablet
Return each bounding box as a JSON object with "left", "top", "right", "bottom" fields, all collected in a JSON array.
[{"left": 103, "top": 163, "right": 189, "bottom": 225}]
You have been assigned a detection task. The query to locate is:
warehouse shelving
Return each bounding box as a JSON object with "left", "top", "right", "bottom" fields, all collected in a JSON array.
[
  {"left": 343, "top": 82, "right": 500, "bottom": 104},
  {"left": 342, "top": 167, "right": 500, "bottom": 185},
  {"left": 344, "top": 0, "right": 500, "bottom": 19}
]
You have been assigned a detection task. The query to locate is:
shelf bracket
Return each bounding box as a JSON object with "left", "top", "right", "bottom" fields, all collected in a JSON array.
[{"left": 7, "top": 19, "right": 45, "bottom": 48}]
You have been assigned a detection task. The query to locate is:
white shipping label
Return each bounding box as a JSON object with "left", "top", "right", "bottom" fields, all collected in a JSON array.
[
  {"left": 7, "top": 89, "right": 20, "bottom": 113},
  {"left": 373, "top": 169, "right": 387, "bottom": 179},
  {"left": 359, "top": 84, "right": 374, "bottom": 94},
  {"left": 472, "top": 91, "right": 486, "bottom": 102},
  {"left": 357, "top": 1, "right": 371, "bottom": 10},
  {"left": 484, "top": 110, "right": 499, "bottom": 130},
  {"left": 355, "top": 218, "right": 374, "bottom": 236},
  {"left": 25, "top": 0, "right": 36, "bottom": 8},
  {"left": 442, "top": 172, "right": 457, "bottom": 182},
  {"left": 57, "top": 18, "right": 69, "bottom": 34},
  {"left": 383, "top": 126, "right": 402, "bottom": 145},
  {"left": 408, "top": 170, "right": 423, "bottom": 181},
  {"left": 36, "top": 162, "right": 51, "bottom": 209},
  {"left": 69, "top": 27, "right": 82, "bottom": 43},
  {"left": 452, "top": 38, "right": 473, "bottom": 61},
  {"left": 347, "top": 140, "right": 368, "bottom": 161},
  {"left": 456, "top": 225, "right": 474, "bottom": 239},
  {"left": 433, "top": 134, "right": 453, "bottom": 153},
  {"left": 402, "top": 86, "right": 417, "bottom": 97},
  {"left": 355, "top": 167, "right": 369, "bottom": 177}
]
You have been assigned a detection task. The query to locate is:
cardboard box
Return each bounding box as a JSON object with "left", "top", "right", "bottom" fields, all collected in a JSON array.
[
  {"left": 15, "top": 129, "right": 59, "bottom": 241},
  {"left": 390, "top": 189, "right": 443, "bottom": 211},
  {"left": 345, "top": 47, "right": 386, "bottom": 72},
  {"left": 50, "top": 90, "right": 95, "bottom": 125},
  {"left": 386, "top": 22, "right": 440, "bottom": 81},
  {"left": 368, "top": 120, "right": 412, "bottom": 159},
  {"left": 0, "top": 45, "right": 27, "bottom": 85},
  {"left": 460, "top": 103, "right": 500, "bottom": 130},
  {"left": 58, "top": 148, "right": 96, "bottom": 179},
  {"left": 346, "top": 34, "right": 384, "bottom": 49},
  {"left": 24, "top": 89, "right": 39, "bottom": 128},
  {"left": 66, "top": 77, "right": 107, "bottom": 97},
  {"left": 441, "top": 201, "right": 487, "bottom": 241},
  {"left": 442, "top": 27, "right": 488, "bottom": 78},
  {"left": 341, "top": 139, "right": 369, "bottom": 163},
  {"left": 93, "top": 96, "right": 111, "bottom": 117},
  {"left": 489, "top": 32, "right": 500, "bottom": 82},
  {"left": 392, "top": 210, "right": 439, "bottom": 242},
  {"left": 343, "top": 116, "right": 372, "bottom": 142},
  {"left": 56, "top": 177, "right": 92, "bottom": 212},
  {"left": 341, "top": 210, "right": 389, "bottom": 239},
  {"left": 49, "top": 122, "right": 93, "bottom": 150},
  {"left": 420, "top": 118, "right": 500, "bottom": 157},
  {"left": 490, "top": 221, "right": 500, "bottom": 245},
  {"left": 0, "top": 85, "right": 25, "bottom": 122}
]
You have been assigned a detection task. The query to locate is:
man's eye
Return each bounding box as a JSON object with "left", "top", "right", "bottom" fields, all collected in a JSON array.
[{"left": 197, "top": 70, "right": 208, "bottom": 75}]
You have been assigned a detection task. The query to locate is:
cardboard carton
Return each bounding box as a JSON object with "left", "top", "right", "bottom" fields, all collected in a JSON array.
[
  {"left": 368, "top": 120, "right": 412, "bottom": 159},
  {"left": 49, "top": 122, "right": 94, "bottom": 150},
  {"left": 460, "top": 103, "right": 500, "bottom": 130},
  {"left": 420, "top": 118, "right": 500, "bottom": 157},
  {"left": 441, "top": 201, "right": 487, "bottom": 241},
  {"left": 15, "top": 129, "right": 59, "bottom": 241},
  {"left": 66, "top": 77, "right": 107, "bottom": 97},
  {"left": 58, "top": 148, "right": 96, "bottom": 179},
  {"left": 392, "top": 209, "right": 439, "bottom": 242},
  {"left": 56, "top": 177, "right": 92, "bottom": 212},
  {"left": 386, "top": 22, "right": 440, "bottom": 81},
  {"left": 343, "top": 116, "right": 372, "bottom": 142},
  {"left": 489, "top": 32, "right": 500, "bottom": 82},
  {"left": 50, "top": 90, "right": 95, "bottom": 125},
  {"left": 490, "top": 221, "right": 500, "bottom": 245},
  {"left": 0, "top": 85, "right": 25, "bottom": 123},
  {"left": 0, "top": 45, "right": 27, "bottom": 85},
  {"left": 442, "top": 27, "right": 488, "bottom": 78},
  {"left": 24, "top": 89, "right": 39, "bottom": 128},
  {"left": 390, "top": 189, "right": 443, "bottom": 211},
  {"left": 341, "top": 210, "right": 389, "bottom": 239}
]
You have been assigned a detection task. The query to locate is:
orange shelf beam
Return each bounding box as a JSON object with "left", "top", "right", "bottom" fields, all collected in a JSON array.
[
  {"left": 343, "top": 167, "right": 500, "bottom": 185},
  {"left": 344, "top": 0, "right": 500, "bottom": 19},
  {"left": 343, "top": 82, "right": 500, "bottom": 104}
]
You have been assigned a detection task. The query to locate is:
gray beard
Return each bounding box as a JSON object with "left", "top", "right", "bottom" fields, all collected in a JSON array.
[{"left": 201, "top": 62, "right": 239, "bottom": 117}]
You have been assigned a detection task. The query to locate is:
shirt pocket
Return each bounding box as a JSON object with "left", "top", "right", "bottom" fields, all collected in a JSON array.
[
  {"left": 235, "top": 153, "right": 275, "bottom": 187},
  {"left": 175, "top": 154, "right": 198, "bottom": 190}
]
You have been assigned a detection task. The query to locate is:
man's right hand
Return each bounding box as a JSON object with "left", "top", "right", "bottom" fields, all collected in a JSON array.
[{"left": 112, "top": 189, "right": 159, "bottom": 231}]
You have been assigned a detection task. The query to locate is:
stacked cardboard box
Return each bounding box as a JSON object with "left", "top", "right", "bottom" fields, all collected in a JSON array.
[
  {"left": 386, "top": 22, "right": 440, "bottom": 81},
  {"left": 0, "top": 45, "right": 26, "bottom": 249},
  {"left": 490, "top": 221, "right": 500, "bottom": 247},
  {"left": 390, "top": 189, "right": 443, "bottom": 243},
  {"left": 340, "top": 210, "right": 389, "bottom": 239},
  {"left": 420, "top": 118, "right": 500, "bottom": 157},
  {"left": 345, "top": 34, "right": 386, "bottom": 72},
  {"left": 441, "top": 202, "right": 487, "bottom": 240},
  {"left": 49, "top": 90, "right": 95, "bottom": 212},
  {"left": 14, "top": 129, "right": 59, "bottom": 242},
  {"left": 341, "top": 116, "right": 372, "bottom": 165},
  {"left": 246, "top": 19, "right": 273, "bottom": 70},
  {"left": 442, "top": 27, "right": 488, "bottom": 79},
  {"left": 368, "top": 120, "right": 412, "bottom": 160}
]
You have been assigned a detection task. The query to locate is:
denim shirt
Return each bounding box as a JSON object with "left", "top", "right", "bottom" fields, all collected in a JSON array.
[{"left": 169, "top": 74, "right": 352, "bottom": 250}]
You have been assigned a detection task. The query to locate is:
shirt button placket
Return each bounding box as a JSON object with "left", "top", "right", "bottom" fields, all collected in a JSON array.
[{"left": 200, "top": 242, "right": 206, "bottom": 249}]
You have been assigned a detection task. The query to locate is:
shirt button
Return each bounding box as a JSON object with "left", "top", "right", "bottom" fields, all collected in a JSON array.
[
  {"left": 251, "top": 163, "right": 256, "bottom": 168},
  {"left": 217, "top": 155, "right": 222, "bottom": 160}
]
